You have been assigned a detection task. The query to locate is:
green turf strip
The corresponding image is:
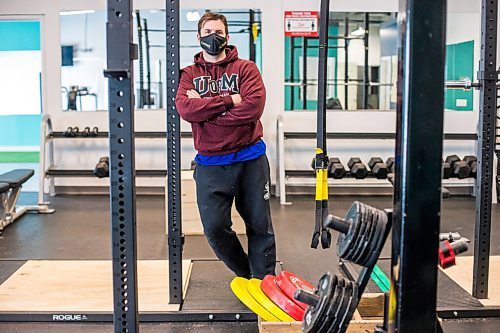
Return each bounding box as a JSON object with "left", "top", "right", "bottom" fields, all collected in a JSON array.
[{"left": 0, "top": 152, "right": 39, "bottom": 163}]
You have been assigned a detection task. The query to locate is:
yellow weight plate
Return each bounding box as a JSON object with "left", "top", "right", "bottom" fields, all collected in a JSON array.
[
  {"left": 231, "top": 278, "right": 279, "bottom": 322},
  {"left": 230, "top": 277, "right": 280, "bottom": 322},
  {"left": 247, "top": 278, "right": 295, "bottom": 322}
]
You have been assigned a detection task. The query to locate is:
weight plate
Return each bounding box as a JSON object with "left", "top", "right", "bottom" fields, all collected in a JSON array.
[
  {"left": 275, "top": 271, "right": 315, "bottom": 311},
  {"left": 261, "top": 275, "right": 305, "bottom": 321},
  {"left": 360, "top": 207, "right": 388, "bottom": 267},
  {"left": 336, "top": 281, "right": 360, "bottom": 333},
  {"left": 358, "top": 207, "right": 383, "bottom": 267},
  {"left": 345, "top": 202, "right": 368, "bottom": 261},
  {"left": 230, "top": 277, "right": 280, "bottom": 322},
  {"left": 316, "top": 277, "right": 345, "bottom": 333},
  {"left": 352, "top": 204, "right": 377, "bottom": 265},
  {"left": 302, "top": 273, "right": 335, "bottom": 333},
  {"left": 246, "top": 278, "right": 295, "bottom": 322},
  {"left": 350, "top": 202, "right": 374, "bottom": 264},
  {"left": 357, "top": 205, "right": 380, "bottom": 265},
  {"left": 330, "top": 278, "right": 353, "bottom": 332},
  {"left": 338, "top": 202, "right": 363, "bottom": 259}
]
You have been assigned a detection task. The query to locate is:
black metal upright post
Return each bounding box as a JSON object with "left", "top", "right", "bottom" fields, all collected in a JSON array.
[
  {"left": 389, "top": 0, "right": 446, "bottom": 332},
  {"left": 311, "top": 0, "right": 331, "bottom": 250},
  {"left": 166, "top": 0, "right": 183, "bottom": 305},
  {"left": 302, "top": 37, "right": 308, "bottom": 110},
  {"left": 136, "top": 10, "right": 145, "bottom": 108},
  {"left": 104, "top": 0, "right": 139, "bottom": 332},
  {"left": 249, "top": 10, "right": 256, "bottom": 62},
  {"left": 290, "top": 37, "right": 295, "bottom": 110},
  {"left": 473, "top": 0, "right": 498, "bottom": 300},
  {"left": 363, "top": 13, "right": 369, "bottom": 109},
  {"left": 344, "top": 17, "right": 349, "bottom": 110},
  {"left": 144, "top": 19, "right": 152, "bottom": 107}
]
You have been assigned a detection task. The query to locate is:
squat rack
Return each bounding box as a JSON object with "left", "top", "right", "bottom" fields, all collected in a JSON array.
[{"left": 312, "top": 0, "right": 500, "bottom": 332}]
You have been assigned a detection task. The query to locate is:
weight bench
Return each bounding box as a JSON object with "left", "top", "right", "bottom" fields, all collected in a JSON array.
[{"left": 0, "top": 169, "right": 54, "bottom": 234}]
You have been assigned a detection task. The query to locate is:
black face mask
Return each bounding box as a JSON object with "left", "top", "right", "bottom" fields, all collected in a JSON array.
[{"left": 200, "top": 33, "right": 228, "bottom": 56}]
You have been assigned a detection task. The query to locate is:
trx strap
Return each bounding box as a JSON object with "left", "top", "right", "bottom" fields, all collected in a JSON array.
[{"left": 311, "top": 0, "right": 331, "bottom": 249}]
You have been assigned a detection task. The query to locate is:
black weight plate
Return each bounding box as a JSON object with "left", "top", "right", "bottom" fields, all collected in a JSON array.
[
  {"left": 355, "top": 205, "right": 379, "bottom": 265},
  {"left": 316, "top": 277, "right": 344, "bottom": 333},
  {"left": 337, "top": 202, "right": 363, "bottom": 258},
  {"left": 358, "top": 207, "right": 383, "bottom": 267},
  {"left": 336, "top": 281, "right": 360, "bottom": 333},
  {"left": 315, "top": 275, "right": 341, "bottom": 333},
  {"left": 360, "top": 207, "right": 388, "bottom": 267},
  {"left": 329, "top": 278, "right": 353, "bottom": 332},
  {"left": 346, "top": 202, "right": 369, "bottom": 262},
  {"left": 350, "top": 202, "right": 375, "bottom": 264},
  {"left": 345, "top": 201, "right": 365, "bottom": 260},
  {"left": 302, "top": 273, "right": 335, "bottom": 333},
  {"left": 325, "top": 278, "right": 346, "bottom": 332}
]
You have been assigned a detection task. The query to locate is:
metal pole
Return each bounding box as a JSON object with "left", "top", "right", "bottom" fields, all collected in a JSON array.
[
  {"left": 473, "top": 0, "right": 498, "bottom": 299},
  {"left": 302, "top": 37, "right": 308, "bottom": 110},
  {"left": 249, "top": 10, "right": 256, "bottom": 62},
  {"left": 144, "top": 19, "right": 152, "bottom": 108},
  {"left": 344, "top": 17, "right": 349, "bottom": 110},
  {"left": 136, "top": 10, "right": 144, "bottom": 108},
  {"left": 363, "top": 13, "right": 369, "bottom": 109},
  {"left": 310, "top": 0, "right": 331, "bottom": 250},
  {"left": 165, "top": 0, "right": 183, "bottom": 304},
  {"left": 104, "top": 0, "right": 139, "bottom": 331},
  {"left": 389, "top": 0, "right": 446, "bottom": 332},
  {"left": 290, "top": 37, "right": 295, "bottom": 110}
]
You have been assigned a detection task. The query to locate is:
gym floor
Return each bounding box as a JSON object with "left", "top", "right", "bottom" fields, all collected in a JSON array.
[{"left": 1, "top": 193, "right": 500, "bottom": 332}]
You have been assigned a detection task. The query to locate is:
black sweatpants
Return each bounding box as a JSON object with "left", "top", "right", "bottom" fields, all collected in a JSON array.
[{"left": 193, "top": 154, "right": 276, "bottom": 279}]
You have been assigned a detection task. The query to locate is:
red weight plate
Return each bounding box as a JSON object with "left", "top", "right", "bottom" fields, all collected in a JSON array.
[
  {"left": 261, "top": 275, "right": 305, "bottom": 321},
  {"left": 275, "top": 271, "right": 315, "bottom": 310}
]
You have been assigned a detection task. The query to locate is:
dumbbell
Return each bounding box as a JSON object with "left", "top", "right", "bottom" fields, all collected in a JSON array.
[
  {"left": 82, "top": 127, "right": 92, "bottom": 137},
  {"left": 445, "top": 155, "right": 471, "bottom": 179},
  {"left": 328, "top": 158, "right": 346, "bottom": 179},
  {"left": 463, "top": 155, "right": 477, "bottom": 178},
  {"left": 385, "top": 157, "right": 395, "bottom": 173},
  {"left": 439, "top": 239, "right": 469, "bottom": 269},
  {"left": 347, "top": 158, "right": 368, "bottom": 179},
  {"left": 94, "top": 157, "right": 109, "bottom": 178},
  {"left": 442, "top": 160, "right": 452, "bottom": 179},
  {"left": 63, "top": 126, "right": 79, "bottom": 137},
  {"left": 368, "top": 157, "right": 388, "bottom": 179}
]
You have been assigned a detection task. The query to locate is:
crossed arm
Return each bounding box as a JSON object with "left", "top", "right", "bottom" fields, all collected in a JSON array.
[{"left": 175, "top": 62, "right": 266, "bottom": 126}]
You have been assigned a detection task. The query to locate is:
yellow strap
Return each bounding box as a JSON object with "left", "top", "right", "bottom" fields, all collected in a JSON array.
[
  {"left": 322, "top": 167, "right": 328, "bottom": 200},
  {"left": 315, "top": 169, "right": 324, "bottom": 201}
]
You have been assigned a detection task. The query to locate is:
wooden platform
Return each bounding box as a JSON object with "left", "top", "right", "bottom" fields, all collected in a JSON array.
[
  {"left": 0, "top": 260, "right": 192, "bottom": 312},
  {"left": 179, "top": 171, "right": 246, "bottom": 236},
  {"left": 443, "top": 256, "right": 500, "bottom": 306},
  {"left": 258, "top": 293, "right": 384, "bottom": 333}
]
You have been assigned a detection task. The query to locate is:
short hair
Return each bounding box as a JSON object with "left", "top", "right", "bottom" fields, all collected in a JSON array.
[{"left": 198, "top": 12, "right": 229, "bottom": 35}]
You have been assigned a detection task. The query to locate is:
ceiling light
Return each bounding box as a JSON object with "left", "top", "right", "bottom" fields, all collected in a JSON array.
[
  {"left": 60, "top": 10, "right": 96, "bottom": 16},
  {"left": 350, "top": 26, "right": 366, "bottom": 36}
]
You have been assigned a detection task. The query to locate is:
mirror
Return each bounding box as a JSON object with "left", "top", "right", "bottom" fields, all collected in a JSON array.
[
  {"left": 284, "top": 12, "right": 396, "bottom": 111},
  {"left": 59, "top": 9, "right": 262, "bottom": 112}
]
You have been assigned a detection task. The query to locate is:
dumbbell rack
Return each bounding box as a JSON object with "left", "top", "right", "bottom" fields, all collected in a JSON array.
[
  {"left": 275, "top": 115, "right": 477, "bottom": 205},
  {"left": 37, "top": 114, "right": 192, "bottom": 204}
]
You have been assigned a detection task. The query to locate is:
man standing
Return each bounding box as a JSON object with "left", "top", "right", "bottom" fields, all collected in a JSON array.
[{"left": 175, "top": 13, "right": 276, "bottom": 279}]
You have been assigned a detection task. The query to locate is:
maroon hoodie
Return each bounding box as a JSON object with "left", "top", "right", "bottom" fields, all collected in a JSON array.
[{"left": 175, "top": 46, "right": 266, "bottom": 155}]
